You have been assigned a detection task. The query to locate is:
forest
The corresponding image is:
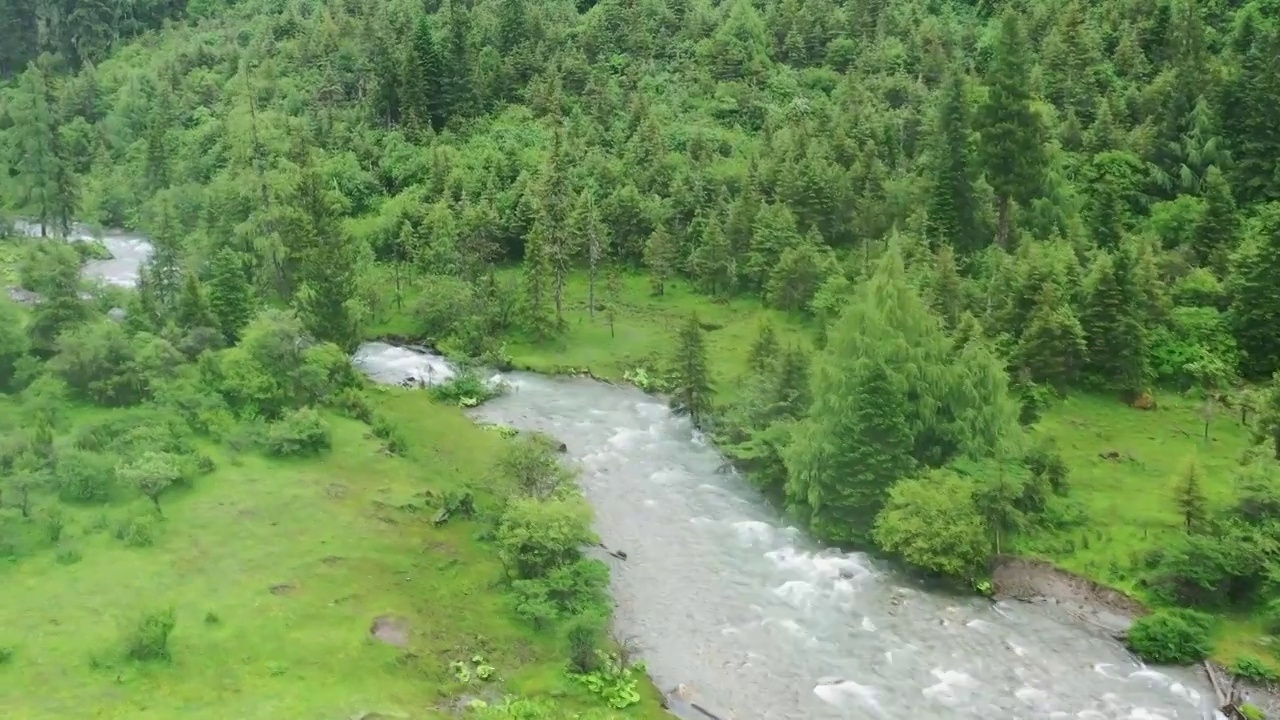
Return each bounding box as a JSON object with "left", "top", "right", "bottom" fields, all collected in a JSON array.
[{"left": 2, "top": 0, "right": 1280, "bottom": 715}]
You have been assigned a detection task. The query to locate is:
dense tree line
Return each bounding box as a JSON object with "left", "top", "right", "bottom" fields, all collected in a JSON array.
[{"left": 4, "top": 0, "right": 1280, "bottom": 654}]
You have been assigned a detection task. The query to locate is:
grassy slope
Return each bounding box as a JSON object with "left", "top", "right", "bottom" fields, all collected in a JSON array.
[
  {"left": 371, "top": 266, "right": 1277, "bottom": 668},
  {"left": 0, "top": 391, "right": 668, "bottom": 719}
]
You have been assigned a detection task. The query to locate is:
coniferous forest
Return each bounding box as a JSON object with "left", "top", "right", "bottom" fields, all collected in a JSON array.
[{"left": 4, "top": 0, "right": 1280, "bottom": 716}]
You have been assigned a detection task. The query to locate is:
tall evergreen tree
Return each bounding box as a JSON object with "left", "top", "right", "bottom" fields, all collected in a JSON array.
[
  {"left": 1017, "top": 282, "right": 1088, "bottom": 392},
  {"left": 287, "top": 163, "right": 364, "bottom": 351},
  {"left": 688, "top": 211, "right": 735, "bottom": 297},
  {"left": 643, "top": 223, "right": 677, "bottom": 296},
  {"left": 927, "top": 71, "right": 982, "bottom": 254},
  {"left": 977, "top": 11, "right": 1046, "bottom": 249},
  {"left": 668, "top": 314, "right": 713, "bottom": 428},
  {"left": 1228, "top": 204, "right": 1280, "bottom": 378},
  {"left": 406, "top": 15, "right": 447, "bottom": 131},
  {"left": 1193, "top": 166, "right": 1238, "bottom": 271},
  {"left": 207, "top": 246, "right": 254, "bottom": 344},
  {"left": 1174, "top": 458, "right": 1208, "bottom": 532},
  {"left": 1081, "top": 249, "right": 1149, "bottom": 395}
]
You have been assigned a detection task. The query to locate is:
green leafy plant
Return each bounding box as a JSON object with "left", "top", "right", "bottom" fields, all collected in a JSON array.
[
  {"left": 124, "top": 607, "right": 176, "bottom": 662},
  {"left": 1126, "top": 609, "right": 1213, "bottom": 664},
  {"left": 1233, "top": 655, "right": 1280, "bottom": 683},
  {"left": 567, "top": 651, "right": 644, "bottom": 710}
]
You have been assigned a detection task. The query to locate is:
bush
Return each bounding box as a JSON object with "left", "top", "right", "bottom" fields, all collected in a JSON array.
[
  {"left": 495, "top": 436, "right": 572, "bottom": 499},
  {"left": 1126, "top": 609, "right": 1213, "bottom": 664},
  {"left": 0, "top": 646, "right": 13, "bottom": 665},
  {"left": 264, "top": 408, "right": 331, "bottom": 457},
  {"left": 496, "top": 497, "right": 598, "bottom": 580},
  {"left": 1265, "top": 599, "right": 1280, "bottom": 636},
  {"left": 54, "top": 449, "right": 117, "bottom": 503},
  {"left": 330, "top": 387, "right": 374, "bottom": 423},
  {"left": 565, "top": 615, "right": 607, "bottom": 673},
  {"left": 1233, "top": 655, "right": 1280, "bottom": 684},
  {"left": 371, "top": 414, "right": 408, "bottom": 455},
  {"left": 430, "top": 368, "right": 500, "bottom": 407},
  {"left": 115, "top": 512, "right": 157, "bottom": 548},
  {"left": 124, "top": 608, "right": 176, "bottom": 662}
]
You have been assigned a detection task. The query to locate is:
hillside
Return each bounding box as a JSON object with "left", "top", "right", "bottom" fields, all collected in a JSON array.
[{"left": 3, "top": 0, "right": 1280, "bottom": 700}]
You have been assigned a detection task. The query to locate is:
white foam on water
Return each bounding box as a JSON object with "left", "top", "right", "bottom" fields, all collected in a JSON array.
[
  {"left": 1077, "top": 711, "right": 1108, "bottom": 720},
  {"left": 1128, "top": 669, "right": 1172, "bottom": 686},
  {"left": 642, "top": 499, "right": 657, "bottom": 507},
  {"left": 814, "top": 680, "right": 884, "bottom": 715},
  {"left": 921, "top": 668, "right": 979, "bottom": 706},
  {"left": 1016, "top": 686, "right": 1051, "bottom": 708},
  {"left": 966, "top": 618, "right": 995, "bottom": 631},
  {"left": 861, "top": 616, "right": 877, "bottom": 632},
  {"left": 352, "top": 342, "right": 457, "bottom": 385},
  {"left": 1093, "top": 663, "right": 1124, "bottom": 680},
  {"left": 1007, "top": 640, "right": 1029, "bottom": 657},
  {"left": 1126, "top": 708, "right": 1170, "bottom": 720},
  {"left": 1167, "top": 682, "right": 1200, "bottom": 706},
  {"left": 732, "top": 520, "right": 775, "bottom": 545},
  {"left": 773, "top": 580, "right": 816, "bottom": 608}
]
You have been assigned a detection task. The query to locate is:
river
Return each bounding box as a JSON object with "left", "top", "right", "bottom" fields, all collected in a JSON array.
[{"left": 28, "top": 227, "right": 1222, "bottom": 720}]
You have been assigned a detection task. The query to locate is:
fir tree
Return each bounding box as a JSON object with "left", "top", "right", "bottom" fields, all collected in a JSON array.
[
  {"left": 1228, "top": 204, "right": 1280, "bottom": 378},
  {"left": 927, "top": 71, "right": 982, "bottom": 254},
  {"left": 406, "top": 15, "right": 446, "bottom": 131},
  {"left": 572, "top": 189, "right": 607, "bottom": 319},
  {"left": 1174, "top": 458, "right": 1208, "bottom": 532},
  {"left": 977, "top": 11, "right": 1046, "bottom": 249},
  {"left": 207, "top": 246, "right": 254, "bottom": 344},
  {"left": 288, "top": 163, "right": 364, "bottom": 351},
  {"left": 747, "top": 321, "right": 780, "bottom": 374},
  {"left": 1193, "top": 166, "right": 1238, "bottom": 271},
  {"left": 668, "top": 314, "right": 713, "bottom": 428},
  {"left": 687, "top": 211, "right": 735, "bottom": 297},
  {"left": 1081, "top": 249, "right": 1149, "bottom": 396},
  {"left": 521, "top": 225, "right": 555, "bottom": 338},
  {"left": 175, "top": 270, "right": 215, "bottom": 331},
  {"left": 1017, "top": 282, "right": 1088, "bottom": 392},
  {"left": 643, "top": 223, "right": 677, "bottom": 297}
]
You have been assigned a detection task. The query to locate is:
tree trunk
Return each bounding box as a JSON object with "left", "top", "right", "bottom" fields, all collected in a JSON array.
[
  {"left": 588, "top": 266, "right": 596, "bottom": 319},
  {"left": 995, "top": 194, "right": 1011, "bottom": 249}
]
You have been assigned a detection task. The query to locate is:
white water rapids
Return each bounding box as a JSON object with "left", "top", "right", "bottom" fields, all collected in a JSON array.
[{"left": 18, "top": 225, "right": 1225, "bottom": 720}]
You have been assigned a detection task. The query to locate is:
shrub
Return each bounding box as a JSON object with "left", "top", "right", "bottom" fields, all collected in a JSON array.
[
  {"left": 565, "top": 615, "right": 607, "bottom": 673},
  {"left": 115, "top": 512, "right": 157, "bottom": 548},
  {"left": 331, "top": 387, "right": 374, "bottom": 423},
  {"left": 0, "top": 646, "right": 13, "bottom": 665},
  {"left": 371, "top": 414, "right": 408, "bottom": 455},
  {"left": 1126, "top": 609, "right": 1213, "bottom": 664},
  {"left": 264, "top": 408, "right": 331, "bottom": 457},
  {"left": 496, "top": 497, "right": 597, "bottom": 580},
  {"left": 495, "top": 436, "right": 572, "bottom": 499},
  {"left": 430, "top": 368, "right": 500, "bottom": 407},
  {"left": 43, "top": 506, "right": 65, "bottom": 543},
  {"left": 1261, "top": 599, "right": 1280, "bottom": 638},
  {"left": 1233, "top": 655, "right": 1280, "bottom": 684},
  {"left": 54, "top": 449, "right": 116, "bottom": 503},
  {"left": 124, "top": 608, "right": 176, "bottom": 662},
  {"left": 55, "top": 548, "right": 82, "bottom": 565}
]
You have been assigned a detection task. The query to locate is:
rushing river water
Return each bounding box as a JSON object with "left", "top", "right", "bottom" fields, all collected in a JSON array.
[{"left": 25, "top": 226, "right": 1223, "bottom": 720}]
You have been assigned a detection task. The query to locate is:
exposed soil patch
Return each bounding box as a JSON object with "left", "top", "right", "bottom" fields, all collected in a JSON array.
[
  {"left": 991, "top": 556, "right": 1145, "bottom": 637},
  {"left": 269, "top": 583, "right": 297, "bottom": 596},
  {"left": 370, "top": 615, "right": 412, "bottom": 647},
  {"left": 326, "top": 483, "right": 349, "bottom": 499},
  {"left": 992, "top": 556, "right": 1280, "bottom": 717},
  {"left": 320, "top": 555, "right": 343, "bottom": 565}
]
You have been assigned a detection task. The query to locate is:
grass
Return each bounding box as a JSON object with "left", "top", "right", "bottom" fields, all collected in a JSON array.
[
  {"left": 1024, "top": 392, "right": 1276, "bottom": 670},
  {"left": 368, "top": 268, "right": 812, "bottom": 404},
  {"left": 0, "top": 392, "right": 669, "bottom": 719}
]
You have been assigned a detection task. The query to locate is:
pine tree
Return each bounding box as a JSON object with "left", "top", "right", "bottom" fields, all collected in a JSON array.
[
  {"left": 1081, "top": 250, "right": 1149, "bottom": 396},
  {"left": 747, "top": 201, "right": 800, "bottom": 291},
  {"left": 521, "top": 222, "right": 555, "bottom": 338},
  {"left": 406, "top": 15, "right": 447, "bottom": 131},
  {"left": 927, "top": 243, "right": 965, "bottom": 331},
  {"left": 207, "top": 246, "right": 254, "bottom": 344},
  {"left": 288, "top": 163, "right": 364, "bottom": 351},
  {"left": 175, "top": 270, "right": 215, "bottom": 331},
  {"left": 1228, "top": 204, "right": 1280, "bottom": 378},
  {"left": 747, "top": 321, "right": 780, "bottom": 374},
  {"left": 1193, "top": 166, "right": 1238, "bottom": 271},
  {"left": 441, "top": 0, "right": 474, "bottom": 120},
  {"left": 1087, "top": 169, "right": 1128, "bottom": 249},
  {"left": 927, "top": 71, "right": 982, "bottom": 254},
  {"left": 784, "top": 245, "right": 1019, "bottom": 544},
  {"left": 1017, "top": 282, "right": 1088, "bottom": 392},
  {"left": 687, "top": 211, "right": 735, "bottom": 297},
  {"left": 11, "top": 57, "right": 62, "bottom": 237},
  {"left": 1175, "top": 458, "right": 1208, "bottom": 532},
  {"left": 668, "top": 314, "right": 713, "bottom": 428},
  {"left": 643, "top": 224, "right": 677, "bottom": 296},
  {"left": 977, "top": 11, "right": 1046, "bottom": 249},
  {"left": 572, "top": 190, "right": 607, "bottom": 319}
]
